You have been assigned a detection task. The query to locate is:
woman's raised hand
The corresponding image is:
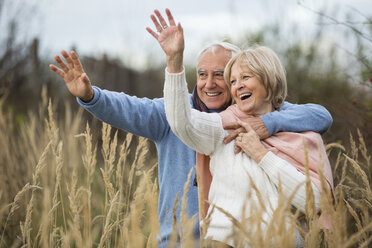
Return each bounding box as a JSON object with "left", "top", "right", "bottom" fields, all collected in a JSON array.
[
  {"left": 146, "top": 8, "right": 184, "bottom": 73},
  {"left": 49, "top": 51, "right": 94, "bottom": 102}
]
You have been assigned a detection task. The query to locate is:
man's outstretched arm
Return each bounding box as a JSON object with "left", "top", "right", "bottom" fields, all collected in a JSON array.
[{"left": 223, "top": 101, "right": 332, "bottom": 148}]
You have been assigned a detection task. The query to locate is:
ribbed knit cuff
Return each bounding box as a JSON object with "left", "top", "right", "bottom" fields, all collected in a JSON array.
[
  {"left": 259, "top": 151, "right": 281, "bottom": 173},
  {"left": 164, "top": 67, "right": 186, "bottom": 91}
]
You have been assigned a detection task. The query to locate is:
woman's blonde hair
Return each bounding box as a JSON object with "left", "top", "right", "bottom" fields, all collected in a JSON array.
[{"left": 224, "top": 46, "right": 287, "bottom": 110}]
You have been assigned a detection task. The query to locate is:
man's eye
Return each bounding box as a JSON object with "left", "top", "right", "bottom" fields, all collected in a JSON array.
[
  {"left": 198, "top": 73, "right": 207, "bottom": 79},
  {"left": 214, "top": 73, "right": 224, "bottom": 79}
]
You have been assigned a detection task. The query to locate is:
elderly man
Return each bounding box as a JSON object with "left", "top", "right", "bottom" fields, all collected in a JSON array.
[{"left": 49, "top": 9, "right": 332, "bottom": 247}]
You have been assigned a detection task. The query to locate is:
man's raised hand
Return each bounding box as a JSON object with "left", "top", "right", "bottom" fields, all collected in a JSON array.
[{"left": 49, "top": 50, "right": 94, "bottom": 102}]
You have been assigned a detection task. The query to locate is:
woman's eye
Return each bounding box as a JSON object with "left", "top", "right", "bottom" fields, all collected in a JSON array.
[
  {"left": 230, "top": 80, "right": 236, "bottom": 85},
  {"left": 242, "top": 75, "right": 252, "bottom": 79}
]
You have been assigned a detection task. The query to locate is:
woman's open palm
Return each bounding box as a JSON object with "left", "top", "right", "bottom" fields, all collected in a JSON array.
[{"left": 146, "top": 9, "right": 184, "bottom": 58}]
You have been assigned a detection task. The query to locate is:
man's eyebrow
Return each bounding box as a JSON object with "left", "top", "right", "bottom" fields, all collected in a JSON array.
[{"left": 197, "top": 69, "right": 225, "bottom": 73}]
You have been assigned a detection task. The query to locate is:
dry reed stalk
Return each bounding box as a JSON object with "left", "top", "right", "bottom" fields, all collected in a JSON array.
[
  {"left": 344, "top": 200, "right": 367, "bottom": 242},
  {"left": 101, "top": 168, "right": 115, "bottom": 202},
  {"left": 66, "top": 168, "right": 84, "bottom": 247},
  {"left": 133, "top": 136, "right": 150, "bottom": 170},
  {"left": 168, "top": 192, "right": 180, "bottom": 248},
  {"left": 97, "top": 192, "right": 119, "bottom": 248},
  {"left": 266, "top": 181, "right": 305, "bottom": 248},
  {"left": 51, "top": 141, "right": 66, "bottom": 237},
  {"left": 325, "top": 142, "right": 345, "bottom": 154},
  {"left": 125, "top": 153, "right": 137, "bottom": 215},
  {"left": 37, "top": 188, "right": 51, "bottom": 248},
  {"left": 0, "top": 183, "right": 41, "bottom": 246},
  {"left": 343, "top": 154, "right": 372, "bottom": 199},
  {"left": 179, "top": 168, "right": 197, "bottom": 247},
  {"left": 357, "top": 129, "right": 370, "bottom": 170},
  {"left": 126, "top": 177, "right": 147, "bottom": 248},
  {"left": 343, "top": 221, "right": 372, "bottom": 248},
  {"left": 115, "top": 133, "right": 134, "bottom": 225},
  {"left": 21, "top": 140, "right": 52, "bottom": 248},
  {"left": 101, "top": 123, "right": 118, "bottom": 177},
  {"left": 139, "top": 170, "right": 160, "bottom": 248},
  {"left": 60, "top": 229, "right": 71, "bottom": 248},
  {"left": 75, "top": 123, "right": 97, "bottom": 247},
  {"left": 333, "top": 151, "right": 343, "bottom": 179},
  {"left": 113, "top": 141, "right": 127, "bottom": 248},
  {"left": 349, "top": 132, "right": 358, "bottom": 161}
]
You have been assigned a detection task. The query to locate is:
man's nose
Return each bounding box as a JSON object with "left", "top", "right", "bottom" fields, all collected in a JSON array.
[{"left": 205, "top": 75, "right": 215, "bottom": 88}]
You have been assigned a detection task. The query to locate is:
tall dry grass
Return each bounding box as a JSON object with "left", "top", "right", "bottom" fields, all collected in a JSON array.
[{"left": 0, "top": 90, "right": 371, "bottom": 247}]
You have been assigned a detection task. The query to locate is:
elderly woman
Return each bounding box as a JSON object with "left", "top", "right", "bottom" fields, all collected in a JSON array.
[
  {"left": 148, "top": 18, "right": 334, "bottom": 248},
  {"left": 166, "top": 46, "right": 334, "bottom": 246}
]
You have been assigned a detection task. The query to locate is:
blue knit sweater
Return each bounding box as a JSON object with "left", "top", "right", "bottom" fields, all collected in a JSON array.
[{"left": 77, "top": 86, "right": 332, "bottom": 247}]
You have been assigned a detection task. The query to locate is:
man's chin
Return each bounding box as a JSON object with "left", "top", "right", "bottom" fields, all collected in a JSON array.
[{"left": 204, "top": 103, "right": 225, "bottom": 110}]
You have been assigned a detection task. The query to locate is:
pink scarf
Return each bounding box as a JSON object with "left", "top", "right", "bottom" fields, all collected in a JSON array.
[{"left": 196, "top": 104, "right": 334, "bottom": 228}]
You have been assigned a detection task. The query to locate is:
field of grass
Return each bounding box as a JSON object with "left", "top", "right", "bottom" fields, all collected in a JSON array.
[{"left": 0, "top": 91, "right": 371, "bottom": 247}]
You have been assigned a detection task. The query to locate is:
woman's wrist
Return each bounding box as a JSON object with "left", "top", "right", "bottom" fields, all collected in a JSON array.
[
  {"left": 166, "top": 53, "right": 183, "bottom": 73},
  {"left": 254, "top": 148, "right": 268, "bottom": 164}
]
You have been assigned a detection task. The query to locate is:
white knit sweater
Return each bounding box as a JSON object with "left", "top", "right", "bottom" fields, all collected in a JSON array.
[{"left": 164, "top": 69, "right": 320, "bottom": 246}]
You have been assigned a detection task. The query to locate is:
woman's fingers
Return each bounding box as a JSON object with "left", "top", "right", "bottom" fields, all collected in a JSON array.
[
  {"left": 146, "top": 26, "right": 159, "bottom": 40},
  {"left": 150, "top": 14, "right": 163, "bottom": 33},
  {"left": 154, "top": 9, "right": 169, "bottom": 29},
  {"left": 165, "top": 8, "right": 176, "bottom": 26}
]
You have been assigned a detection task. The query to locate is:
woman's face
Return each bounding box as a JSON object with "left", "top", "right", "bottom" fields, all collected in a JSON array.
[{"left": 229, "top": 63, "right": 272, "bottom": 116}]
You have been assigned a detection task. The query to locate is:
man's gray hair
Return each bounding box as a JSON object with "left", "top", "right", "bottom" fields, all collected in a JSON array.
[{"left": 196, "top": 42, "right": 241, "bottom": 64}]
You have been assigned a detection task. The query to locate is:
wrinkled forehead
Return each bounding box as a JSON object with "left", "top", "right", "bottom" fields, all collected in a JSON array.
[{"left": 197, "top": 47, "right": 232, "bottom": 70}]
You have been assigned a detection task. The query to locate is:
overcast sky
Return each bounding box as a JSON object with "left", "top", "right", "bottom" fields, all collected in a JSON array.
[{"left": 2, "top": 0, "right": 372, "bottom": 69}]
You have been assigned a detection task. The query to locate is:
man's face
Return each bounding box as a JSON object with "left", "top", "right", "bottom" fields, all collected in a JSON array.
[{"left": 196, "top": 47, "right": 232, "bottom": 110}]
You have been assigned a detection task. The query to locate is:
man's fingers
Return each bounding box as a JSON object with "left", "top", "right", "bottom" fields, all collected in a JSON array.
[
  {"left": 81, "top": 73, "right": 90, "bottom": 84},
  {"left": 49, "top": 64, "right": 65, "bottom": 78},
  {"left": 237, "top": 119, "right": 253, "bottom": 132},
  {"left": 223, "top": 129, "right": 240, "bottom": 144},
  {"left": 223, "top": 122, "right": 241, "bottom": 130},
  {"left": 165, "top": 8, "right": 176, "bottom": 26},
  {"left": 61, "top": 50, "right": 75, "bottom": 69},
  {"left": 154, "top": 9, "right": 169, "bottom": 28},
  {"left": 70, "top": 51, "right": 84, "bottom": 73},
  {"left": 234, "top": 145, "right": 242, "bottom": 154},
  {"left": 54, "top": 55, "right": 69, "bottom": 73},
  {"left": 146, "top": 27, "right": 159, "bottom": 39}
]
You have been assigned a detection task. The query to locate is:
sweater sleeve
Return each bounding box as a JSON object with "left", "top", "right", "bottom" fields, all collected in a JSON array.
[
  {"left": 260, "top": 101, "right": 333, "bottom": 136},
  {"left": 259, "top": 151, "right": 320, "bottom": 212},
  {"left": 77, "top": 86, "right": 169, "bottom": 141},
  {"left": 164, "top": 68, "right": 225, "bottom": 156}
]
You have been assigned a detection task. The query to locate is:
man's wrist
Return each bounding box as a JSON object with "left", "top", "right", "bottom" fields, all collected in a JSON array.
[{"left": 80, "top": 88, "right": 94, "bottom": 103}]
